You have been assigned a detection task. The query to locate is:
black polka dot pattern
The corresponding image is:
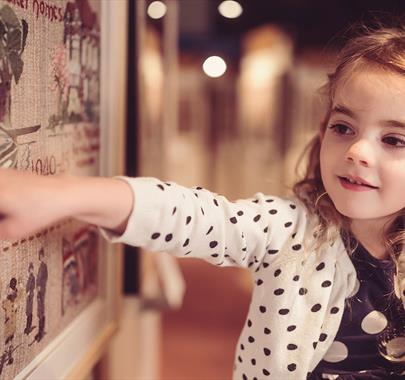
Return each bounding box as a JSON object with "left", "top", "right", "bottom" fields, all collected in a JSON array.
[
  {"left": 316, "top": 262, "right": 325, "bottom": 271},
  {"left": 311, "top": 304, "right": 322, "bottom": 312},
  {"left": 299, "top": 288, "right": 308, "bottom": 295},
  {"left": 120, "top": 178, "right": 357, "bottom": 379},
  {"left": 209, "top": 241, "right": 218, "bottom": 248},
  {"left": 274, "top": 269, "right": 282, "bottom": 277}
]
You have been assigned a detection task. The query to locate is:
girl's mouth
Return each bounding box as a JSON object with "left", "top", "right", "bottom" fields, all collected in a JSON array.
[{"left": 338, "top": 176, "right": 378, "bottom": 191}]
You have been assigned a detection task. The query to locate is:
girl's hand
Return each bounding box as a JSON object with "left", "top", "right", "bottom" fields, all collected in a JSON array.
[
  {"left": 0, "top": 169, "right": 70, "bottom": 240},
  {"left": 0, "top": 169, "right": 134, "bottom": 241}
]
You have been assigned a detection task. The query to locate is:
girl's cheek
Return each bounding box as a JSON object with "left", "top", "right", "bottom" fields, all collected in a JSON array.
[
  {"left": 322, "top": 137, "right": 340, "bottom": 153},
  {"left": 319, "top": 140, "right": 330, "bottom": 162},
  {"left": 319, "top": 151, "right": 329, "bottom": 183}
]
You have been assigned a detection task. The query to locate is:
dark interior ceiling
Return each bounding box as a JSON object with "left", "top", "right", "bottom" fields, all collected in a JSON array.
[{"left": 178, "top": 0, "right": 405, "bottom": 58}]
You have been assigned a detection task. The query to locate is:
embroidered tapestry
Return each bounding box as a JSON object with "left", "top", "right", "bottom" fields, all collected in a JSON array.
[{"left": 0, "top": 0, "right": 100, "bottom": 377}]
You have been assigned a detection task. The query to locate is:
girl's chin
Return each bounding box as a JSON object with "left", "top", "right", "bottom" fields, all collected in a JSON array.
[
  {"left": 332, "top": 202, "right": 370, "bottom": 220},
  {"left": 335, "top": 205, "right": 391, "bottom": 221},
  {"left": 328, "top": 193, "right": 402, "bottom": 222}
]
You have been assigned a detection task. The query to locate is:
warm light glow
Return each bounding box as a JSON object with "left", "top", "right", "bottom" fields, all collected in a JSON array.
[
  {"left": 202, "top": 56, "right": 227, "bottom": 78},
  {"left": 147, "top": 1, "right": 167, "bottom": 19},
  {"left": 218, "top": 0, "right": 243, "bottom": 19}
]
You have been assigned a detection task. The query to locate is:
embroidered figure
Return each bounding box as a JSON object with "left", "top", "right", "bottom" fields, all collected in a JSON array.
[
  {"left": 35, "top": 249, "right": 48, "bottom": 343},
  {"left": 24, "top": 262, "right": 36, "bottom": 335}
]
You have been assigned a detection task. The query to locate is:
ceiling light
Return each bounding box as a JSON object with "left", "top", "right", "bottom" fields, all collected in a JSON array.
[
  {"left": 218, "top": 0, "right": 243, "bottom": 19},
  {"left": 147, "top": 1, "right": 167, "bottom": 19},
  {"left": 202, "top": 56, "right": 227, "bottom": 78}
]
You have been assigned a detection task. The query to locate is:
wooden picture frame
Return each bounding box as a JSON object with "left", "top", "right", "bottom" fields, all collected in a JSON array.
[{"left": 12, "top": 1, "right": 127, "bottom": 378}]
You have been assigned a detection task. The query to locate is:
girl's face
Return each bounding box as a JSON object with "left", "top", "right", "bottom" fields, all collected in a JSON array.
[{"left": 320, "top": 67, "right": 405, "bottom": 226}]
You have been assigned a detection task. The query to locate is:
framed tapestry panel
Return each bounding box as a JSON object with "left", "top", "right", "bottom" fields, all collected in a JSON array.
[{"left": 0, "top": 0, "right": 127, "bottom": 378}]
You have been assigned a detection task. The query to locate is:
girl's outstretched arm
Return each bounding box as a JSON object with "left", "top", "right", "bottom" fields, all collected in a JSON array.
[{"left": 0, "top": 169, "right": 134, "bottom": 240}]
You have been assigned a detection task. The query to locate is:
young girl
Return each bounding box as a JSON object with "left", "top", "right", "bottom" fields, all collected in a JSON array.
[{"left": 1, "top": 24, "right": 405, "bottom": 380}]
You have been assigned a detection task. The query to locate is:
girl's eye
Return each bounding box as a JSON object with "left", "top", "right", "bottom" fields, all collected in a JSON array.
[
  {"left": 382, "top": 136, "right": 405, "bottom": 147},
  {"left": 328, "top": 123, "right": 353, "bottom": 135}
]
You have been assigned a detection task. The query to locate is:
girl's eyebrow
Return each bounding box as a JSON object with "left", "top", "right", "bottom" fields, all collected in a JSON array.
[
  {"left": 331, "top": 104, "right": 356, "bottom": 119},
  {"left": 331, "top": 104, "right": 405, "bottom": 130},
  {"left": 383, "top": 119, "right": 405, "bottom": 130}
]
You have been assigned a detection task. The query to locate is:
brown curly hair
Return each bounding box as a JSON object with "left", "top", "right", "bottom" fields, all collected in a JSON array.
[{"left": 293, "top": 22, "right": 405, "bottom": 309}]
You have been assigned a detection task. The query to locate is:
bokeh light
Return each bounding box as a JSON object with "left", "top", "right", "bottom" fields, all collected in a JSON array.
[
  {"left": 147, "top": 1, "right": 167, "bottom": 19},
  {"left": 202, "top": 56, "right": 227, "bottom": 78},
  {"left": 218, "top": 0, "right": 243, "bottom": 19}
]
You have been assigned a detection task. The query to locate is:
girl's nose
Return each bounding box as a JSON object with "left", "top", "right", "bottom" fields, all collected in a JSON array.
[{"left": 345, "top": 139, "right": 375, "bottom": 167}]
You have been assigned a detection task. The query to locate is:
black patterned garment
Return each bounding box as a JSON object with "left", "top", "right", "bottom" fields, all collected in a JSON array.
[{"left": 309, "top": 238, "right": 405, "bottom": 380}]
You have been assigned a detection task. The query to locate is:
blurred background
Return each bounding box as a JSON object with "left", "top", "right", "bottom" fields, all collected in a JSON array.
[{"left": 105, "top": 1, "right": 405, "bottom": 379}]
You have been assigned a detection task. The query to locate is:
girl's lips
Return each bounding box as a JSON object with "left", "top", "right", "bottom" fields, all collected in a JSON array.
[{"left": 338, "top": 176, "right": 377, "bottom": 191}]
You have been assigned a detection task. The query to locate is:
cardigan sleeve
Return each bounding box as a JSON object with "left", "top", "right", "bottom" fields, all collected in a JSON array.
[{"left": 100, "top": 176, "right": 304, "bottom": 272}]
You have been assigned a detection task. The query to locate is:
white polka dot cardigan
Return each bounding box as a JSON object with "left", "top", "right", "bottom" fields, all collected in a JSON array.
[{"left": 101, "top": 177, "right": 359, "bottom": 380}]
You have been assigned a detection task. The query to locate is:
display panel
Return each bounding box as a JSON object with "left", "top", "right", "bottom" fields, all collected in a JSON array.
[{"left": 0, "top": 1, "right": 107, "bottom": 378}]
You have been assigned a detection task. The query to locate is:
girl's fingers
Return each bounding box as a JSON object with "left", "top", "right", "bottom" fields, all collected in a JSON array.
[
  {"left": 0, "top": 218, "right": 20, "bottom": 241},
  {"left": 0, "top": 215, "right": 40, "bottom": 241}
]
